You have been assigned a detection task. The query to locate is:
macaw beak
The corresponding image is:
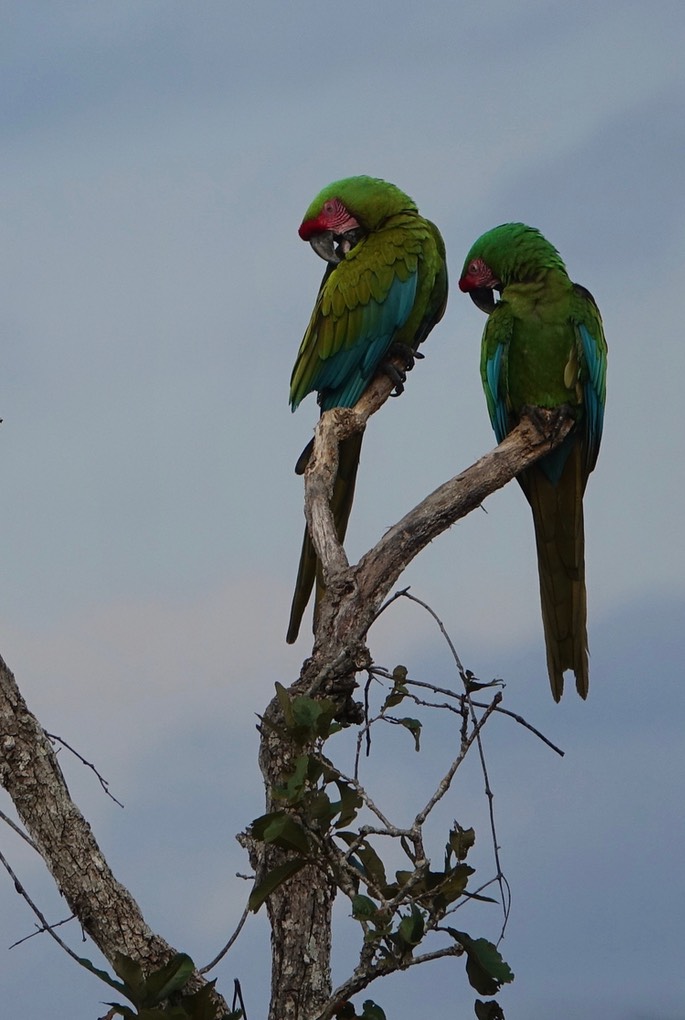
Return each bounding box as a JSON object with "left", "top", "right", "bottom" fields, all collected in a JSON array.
[
  {"left": 469, "top": 287, "right": 498, "bottom": 314},
  {"left": 309, "top": 227, "right": 365, "bottom": 265},
  {"left": 309, "top": 230, "right": 340, "bottom": 264}
]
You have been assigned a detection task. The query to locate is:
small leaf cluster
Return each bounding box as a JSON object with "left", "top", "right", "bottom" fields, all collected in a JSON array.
[
  {"left": 251, "top": 672, "right": 515, "bottom": 1018},
  {"left": 380, "top": 666, "right": 422, "bottom": 750},
  {"left": 334, "top": 999, "right": 386, "bottom": 1019},
  {"left": 448, "top": 930, "right": 514, "bottom": 1016},
  {"left": 249, "top": 686, "right": 362, "bottom": 912},
  {"left": 84, "top": 952, "right": 239, "bottom": 1020},
  {"left": 342, "top": 823, "right": 477, "bottom": 963},
  {"left": 341, "top": 821, "right": 513, "bottom": 1016}
]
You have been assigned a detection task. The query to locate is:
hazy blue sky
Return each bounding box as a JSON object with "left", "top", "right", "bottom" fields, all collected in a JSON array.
[{"left": 1, "top": 3, "right": 684, "bottom": 1018}]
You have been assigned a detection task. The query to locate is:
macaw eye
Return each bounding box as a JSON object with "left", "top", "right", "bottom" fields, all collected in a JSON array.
[
  {"left": 469, "top": 259, "right": 480, "bottom": 274},
  {"left": 323, "top": 201, "right": 335, "bottom": 214}
]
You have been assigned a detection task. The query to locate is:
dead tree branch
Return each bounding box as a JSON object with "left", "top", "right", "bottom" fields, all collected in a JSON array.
[
  {"left": 0, "top": 654, "right": 230, "bottom": 1013},
  {"left": 300, "top": 394, "right": 573, "bottom": 681},
  {"left": 258, "top": 377, "right": 574, "bottom": 1020}
]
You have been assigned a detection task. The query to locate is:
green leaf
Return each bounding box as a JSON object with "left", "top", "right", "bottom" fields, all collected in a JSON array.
[
  {"left": 449, "top": 931, "right": 514, "bottom": 996},
  {"left": 77, "top": 956, "right": 129, "bottom": 998},
  {"left": 460, "top": 890, "right": 498, "bottom": 905},
  {"left": 335, "top": 1002, "right": 356, "bottom": 1020},
  {"left": 283, "top": 754, "right": 310, "bottom": 802},
  {"left": 434, "top": 864, "right": 475, "bottom": 907},
  {"left": 351, "top": 894, "right": 379, "bottom": 921},
  {"left": 112, "top": 953, "right": 146, "bottom": 999},
  {"left": 307, "top": 789, "right": 335, "bottom": 827},
  {"left": 180, "top": 980, "right": 226, "bottom": 1020},
  {"left": 291, "top": 696, "right": 323, "bottom": 732},
  {"left": 306, "top": 757, "right": 326, "bottom": 784},
  {"left": 249, "top": 858, "right": 307, "bottom": 912},
  {"left": 354, "top": 841, "right": 388, "bottom": 890},
  {"left": 383, "top": 690, "right": 406, "bottom": 709},
  {"left": 382, "top": 682, "right": 408, "bottom": 710},
  {"left": 103, "top": 1003, "right": 137, "bottom": 1018},
  {"left": 448, "top": 824, "right": 476, "bottom": 862},
  {"left": 395, "top": 869, "right": 423, "bottom": 893},
  {"left": 313, "top": 699, "right": 338, "bottom": 738},
  {"left": 397, "top": 906, "right": 424, "bottom": 948},
  {"left": 275, "top": 682, "right": 295, "bottom": 727},
  {"left": 475, "top": 999, "right": 505, "bottom": 1020},
  {"left": 335, "top": 830, "right": 358, "bottom": 849},
  {"left": 265, "top": 815, "right": 310, "bottom": 853},
  {"left": 140, "top": 953, "right": 195, "bottom": 1007},
  {"left": 361, "top": 1000, "right": 387, "bottom": 1020},
  {"left": 333, "top": 781, "right": 363, "bottom": 829},
  {"left": 463, "top": 671, "right": 502, "bottom": 694},
  {"left": 251, "top": 811, "right": 310, "bottom": 854},
  {"left": 392, "top": 665, "right": 408, "bottom": 682},
  {"left": 291, "top": 695, "right": 337, "bottom": 739},
  {"left": 397, "top": 717, "right": 422, "bottom": 751}
]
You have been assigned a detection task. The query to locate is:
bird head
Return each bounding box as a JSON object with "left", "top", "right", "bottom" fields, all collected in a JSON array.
[
  {"left": 298, "top": 195, "right": 363, "bottom": 264},
  {"left": 298, "top": 175, "right": 417, "bottom": 264},
  {"left": 458, "top": 254, "right": 501, "bottom": 313},
  {"left": 459, "top": 222, "right": 567, "bottom": 313}
]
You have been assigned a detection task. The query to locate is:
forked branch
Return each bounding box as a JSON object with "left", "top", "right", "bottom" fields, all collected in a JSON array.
[{"left": 302, "top": 392, "right": 574, "bottom": 661}]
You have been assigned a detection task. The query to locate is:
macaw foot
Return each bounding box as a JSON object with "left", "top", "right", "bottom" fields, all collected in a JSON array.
[
  {"left": 382, "top": 343, "right": 425, "bottom": 397},
  {"left": 521, "top": 404, "right": 576, "bottom": 445}
]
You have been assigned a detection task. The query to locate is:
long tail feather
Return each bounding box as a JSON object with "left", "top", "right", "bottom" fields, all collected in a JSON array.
[
  {"left": 520, "top": 443, "right": 589, "bottom": 700},
  {"left": 286, "top": 432, "right": 364, "bottom": 644}
]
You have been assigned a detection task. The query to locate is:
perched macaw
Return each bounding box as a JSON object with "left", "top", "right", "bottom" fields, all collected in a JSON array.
[
  {"left": 458, "top": 223, "right": 607, "bottom": 700},
  {"left": 286, "top": 176, "right": 448, "bottom": 644}
]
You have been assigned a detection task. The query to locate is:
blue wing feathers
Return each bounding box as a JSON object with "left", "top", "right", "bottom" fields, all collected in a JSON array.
[
  {"left": 486, "top": 343, "right": 508, "bottom": 444},
  {"left": 318, "top": 272, "right": 418, "bottom": 409},
  {"left": 578, "top": 322, "right": 605, "bottom": 469}
]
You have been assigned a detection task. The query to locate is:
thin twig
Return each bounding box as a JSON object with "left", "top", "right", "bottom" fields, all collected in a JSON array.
[
  {"left": 318, "top": 942, "right": 464, "bottom": 1020},
  {"left": 0, "top": 848, "right": 85, "bottom": 965},
  {"left": 397, "top": 591, "right": 467, "bottom": 673},
  {"left": 399, "top": 942, "right": 463, "bottom": 969},
  {"left": 369, "top": 667, "right": 464, "bottom": 716},
  {"left": 394, "top": 593, "right": 513, "bottom": 935},
  {"left": 46, "top": 732, "right": 124, "bottom": 808},
  {"left": 363, "top": 671, "right": 373, "bottom": 759},
  {"left": 477, "top": 701, "right": 565, "bottom": 757},
  {"left": 468, "top": 700, "right": 512, "bottom": 939},
  {"left": 374, "top": 586, "right": 412, "bottom": 622},
  {"left": 232, "top": 978, "right": 248, "bottom": 1020},
  {"left": 371, "top": 667, "right": 564, "bottom": 757},
  {"left": 9, "top": 913, "right": 76, "bottom": 950},
  {"left": 198, "top": 903, "right": 250, "bottom": 975},
  {"left": 0, "top": 809, "right": 40, "bottom": 853},
  {"left": 413, "top": 693, "right": 502, "bottom": 828}
]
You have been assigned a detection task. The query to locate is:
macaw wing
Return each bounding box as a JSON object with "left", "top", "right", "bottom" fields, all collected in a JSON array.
[
  {"left": 571, "top": 284, "right": 607, "bottom": 476},
  {"left": 479, "top": 302, "right": 513, "bottom": 445},
  {"left": 289, "top": 234, "right": 419, "bottom": 411},
  {"left": 408, "top": 218, "right": 448, "bottom": 349}
]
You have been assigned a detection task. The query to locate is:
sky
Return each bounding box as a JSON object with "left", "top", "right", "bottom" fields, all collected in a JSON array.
[{"left": 1, "top": 1, "right": 684, "bottom": 1017}]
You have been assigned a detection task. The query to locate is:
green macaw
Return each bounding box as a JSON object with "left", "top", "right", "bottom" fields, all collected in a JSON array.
[
  {"left": 286, "top": 175, "right": 448, "bottom": 644},
  {"left": 458, "top": 223, "right": 607, "bottom": 700}
]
